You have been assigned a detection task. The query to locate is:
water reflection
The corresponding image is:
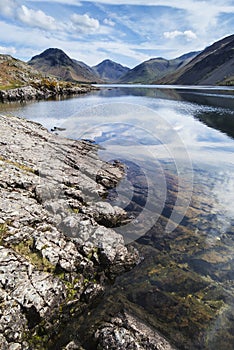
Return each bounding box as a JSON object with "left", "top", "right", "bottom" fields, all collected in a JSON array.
[
  {"left": 194, "top": 110, "right": 234, "bottom": 139},
  {"left": 0, "top": 85, "right": 234, "bottom": 349}
]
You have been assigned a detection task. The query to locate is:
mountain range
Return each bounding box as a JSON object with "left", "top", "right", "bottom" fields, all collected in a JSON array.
[
  {"left": 0, "top": 34, "right": 233, "bottom": 88},
  {"left": 118, "top": 52, "right": 199, "bottom": 84}
]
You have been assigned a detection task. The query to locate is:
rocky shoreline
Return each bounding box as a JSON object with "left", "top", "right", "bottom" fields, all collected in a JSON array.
[
  {"left": 0, "top": 83, "right": 97, "bottom": 103},
  {"left": 0, "top": 114, "right": 175, "bottom": 349}
]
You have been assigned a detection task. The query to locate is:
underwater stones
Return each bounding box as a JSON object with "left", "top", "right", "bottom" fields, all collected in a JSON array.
[{"left": 95, "top": 312, "right": 176, "bottom": 350}]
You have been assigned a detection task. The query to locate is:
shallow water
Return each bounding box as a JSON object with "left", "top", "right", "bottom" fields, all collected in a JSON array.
[{"left": 1, "top": 85, "right": 234, "bottom": 349}]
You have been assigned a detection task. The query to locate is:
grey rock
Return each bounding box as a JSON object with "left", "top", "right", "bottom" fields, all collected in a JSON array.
[
  {"left": 84, "top": 201, "right": 130, "bottom": 227},
  {"left": 95, "top": 312, "right": 177, "bottom": 350},
  {"left": 0, "top": 247, "right": 66, "bottom": 318},
  {"left": 0, "top": 114, "right": 139, "bottom": 348},
  {"left": 63, "top": 341, "right": 84, "bottom": 349},
  {"left": 0, "top": 84, "right": 96, "bottom": 103}
]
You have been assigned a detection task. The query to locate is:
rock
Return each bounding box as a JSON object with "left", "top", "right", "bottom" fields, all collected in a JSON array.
[
  {"left": 0, "top": 85, "right": 47, "bottom": 102},
  {"left": 95, "top": 312, "right": 176, "bottom": 350},
  {"left": 0, "top": 83, "right": 97, "bottom": 103},
  {"left": 84, "top": 201, "right": 130, "bottom": 227},
  {"left": 63, "top": 340, "right": 84, "bottom": 349},
  {"left": 0, "top": 114, "right": 139, "bottom": 348},
  {"left": 0, "top": 247, "right": 66, "bottom": 319}
]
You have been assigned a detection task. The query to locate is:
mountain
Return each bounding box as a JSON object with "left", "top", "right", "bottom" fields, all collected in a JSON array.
[
  {"left": 0, "top": 54, "right": 43, "bottom": 89},
  {"left": 155, "top": 34, "right": 234, "bottom": 85},
  {"left": 28, "top": 48, "right": 101, "bottom": 83},
  {"left": 118, "top": 52, "right": 198, "bottom": 84},
  {"left": 93, "top": 59, "right": 130, "bottom": 82}
]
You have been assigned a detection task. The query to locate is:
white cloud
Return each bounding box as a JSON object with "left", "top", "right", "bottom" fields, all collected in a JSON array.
[
  {"left": 184, "top": 30, "right": 197, "bottom": 40},
  {"left": 0, "top": 19, "right": 149, "bottom": 65},
  {"left": 104, "top": 18, "right": 115, "bottom": 26},
  {"left": 16, "top": 5, "right": 57, "bottom": 30},
  {"left": 71, "top": 13, "right": 100, "bottom": 34},
  {"left": 35, "top": 0, "right": 234, "bottom": 11},
  {"left": 0, "top": 0, "right": 16, "bottom": 17},
  {"left": 164, "top": 30, "right": 197, "bottom": 40},
  {"left": 28, "top": 0, "right": 82, "bottom": 4},
  {"left": 0, "top": 45, "right": 16, "bottom": 55},
  {"left": 0, "top": 0, "right": 233, "bottom": 67}
]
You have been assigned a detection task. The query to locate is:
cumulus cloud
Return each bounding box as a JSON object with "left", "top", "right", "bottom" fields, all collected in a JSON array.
[
  {"left": 164, "top": 30, "right": 197, "bottom": 40},
  {"left": 103, "top": 18, "right": 115, "bottom": 26},
  {"left": 17, "top": 5, "right": 57, "bottom": 30},
  {"left": 71, "top": 13, "right": 100, "bottom": 34},
  {"left": 0, "top": 45, "right": 16, "bottom": 55}
]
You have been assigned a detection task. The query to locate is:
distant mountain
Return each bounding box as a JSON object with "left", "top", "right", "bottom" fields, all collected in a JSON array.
[
  {"left": 155, "top": 35, "right": 234, "bottom": 85},
  {"left": 118, "top": 52, "right": 198, "bottom": 84},
  {"left": 28, "top": 48, "right": 101, "bottom": 83},
  {"left": 0, "top": 54, "right": 43, "bottom": 89},
  {"left": 93, "top": 59, "right": 130, "bottom": 82}
]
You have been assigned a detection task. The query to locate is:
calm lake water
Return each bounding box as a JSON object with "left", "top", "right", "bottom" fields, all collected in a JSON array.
[{"left": 0, "top": 85, "right": 234, "bottom": 349}]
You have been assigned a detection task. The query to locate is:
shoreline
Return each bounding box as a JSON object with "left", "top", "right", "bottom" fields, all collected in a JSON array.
[
  {"left": 0, "top": 114, "right": 175, "bottom": 349},
  {"left": 0, "top": 83, "right": 99, "bottom": 103}
]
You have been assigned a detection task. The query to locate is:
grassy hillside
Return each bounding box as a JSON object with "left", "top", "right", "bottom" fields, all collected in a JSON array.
[{"left": 0, "top": 54, "right": 43, "bottom": 90}]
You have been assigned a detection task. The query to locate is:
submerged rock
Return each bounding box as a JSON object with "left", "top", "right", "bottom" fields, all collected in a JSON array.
[{"left": 95, "top": 312, "right": 176, "bottom": 350}]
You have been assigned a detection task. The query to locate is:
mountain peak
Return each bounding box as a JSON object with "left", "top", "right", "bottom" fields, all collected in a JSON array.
[
  {"left": 93, "top": 59, "right": 130, "bottom": 82},
  {"left": 28, "top": 48, "right": 101, "bottom": 83},
  {"left": 30, "top": 48, "right": 73, "bottom": 67},
  {"left": 39, "top": 48, "right": 65, "bottom": 55},
  {"left": 101, "top": 59, "right": 114, "bottom": 64}
]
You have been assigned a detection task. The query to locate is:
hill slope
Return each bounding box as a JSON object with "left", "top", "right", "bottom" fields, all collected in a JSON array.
[
  {"left": 0, "top": 54, "right": 43, "bottom": 89},
  {"left": 93, "top": 59, "right": 130, "bottom": 82},
  {"left": 118, "top": 52, "right": 198, "bottom": 84},
  {"left": 155, "top": 35, "right": 234, "bottom": 85},
  {"left": 28, "top": 48, "right": 101, "bottom": 83}
]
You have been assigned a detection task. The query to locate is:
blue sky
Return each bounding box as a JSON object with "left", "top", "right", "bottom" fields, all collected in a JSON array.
[{"left": 0, "top": 0, "right": 233, "bottom": 67}]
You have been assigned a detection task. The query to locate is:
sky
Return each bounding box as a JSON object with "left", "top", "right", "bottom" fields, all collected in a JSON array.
[{"left": 0, "top": 0, "right": 233, "bottom": 68}]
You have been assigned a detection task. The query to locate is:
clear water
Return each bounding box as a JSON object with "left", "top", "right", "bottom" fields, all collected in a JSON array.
[{"left": 0, "top": 85, "right": 234, "bottom": 349}]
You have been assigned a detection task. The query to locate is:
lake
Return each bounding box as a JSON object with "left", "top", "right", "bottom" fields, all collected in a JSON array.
[{"left": 0, "top": 85, "right": 234, "bottom": 349}]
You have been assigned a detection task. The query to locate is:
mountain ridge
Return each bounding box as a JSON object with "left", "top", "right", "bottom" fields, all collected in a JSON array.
[
  {"left": 154, "top": 35, "right": 234, "bottom": 85},
  {"left": 118, "top": 52, "right": 199, "bottom": 84}
]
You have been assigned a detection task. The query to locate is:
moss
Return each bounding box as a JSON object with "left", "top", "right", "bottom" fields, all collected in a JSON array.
[
  {"left": 0, "top": 222, "right": 10, "bottom": 244},
  {"left": 86, "top": 247, "right": 99, "bottom": 261},
  {"left": 56, "top": 272, "right": 81, "bottom": 302},
  {"left": 0, "top": 222, "right": 8, "bottom": 236},
  {"left": 0, "top": 82, "right": 24, "bottom": 90},
  {"left": 12, "top": 239, "right": 55, "bottom": 273},
  {"left": 0, "top": 155, "right": 36, "bottom": 174},
  {"left": 25, "top": 323, "right": 50, "bottom": 350}
]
